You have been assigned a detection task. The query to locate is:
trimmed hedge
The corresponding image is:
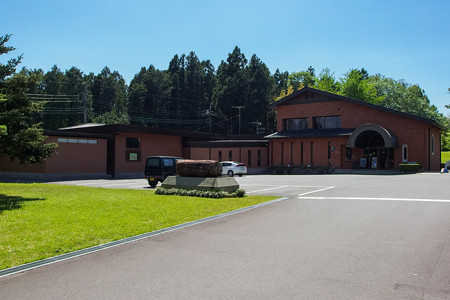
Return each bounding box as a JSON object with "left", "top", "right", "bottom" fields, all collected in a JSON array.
[
  {"left": 155, "top": 187, "right": 246, "bottom": 198},
  {"left": 399, "top": 163, "right": 422, "bottom": 173},
  {"left": 267, "top": 165, "right": 333, "bottom": 175}
]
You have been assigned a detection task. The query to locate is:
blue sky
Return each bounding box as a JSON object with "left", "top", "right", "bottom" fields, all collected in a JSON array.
[{"left": 2, "top": 0, "right": 449, "bottom": 114}]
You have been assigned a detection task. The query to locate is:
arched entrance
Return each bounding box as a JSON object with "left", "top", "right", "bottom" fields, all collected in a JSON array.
[{"left": 348, "top": 124, "right": 398, "bottom": 169}]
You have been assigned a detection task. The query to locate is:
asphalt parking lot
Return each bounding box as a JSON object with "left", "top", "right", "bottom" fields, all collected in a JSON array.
[
  {"left": 2, "top": 173, "right": 450, "bottom": 299},
  {"left": 47, "top": 172, "right": 450, "bottom": 200}
]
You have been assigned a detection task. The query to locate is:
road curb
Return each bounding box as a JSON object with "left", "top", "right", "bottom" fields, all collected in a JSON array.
[{"left": 0, "top": 196, "right": 291, "bottom": 278}]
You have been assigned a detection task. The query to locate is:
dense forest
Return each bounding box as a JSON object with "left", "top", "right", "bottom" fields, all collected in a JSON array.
[{"left": 15, "top": 46, "right": 449, "bottom": 143}]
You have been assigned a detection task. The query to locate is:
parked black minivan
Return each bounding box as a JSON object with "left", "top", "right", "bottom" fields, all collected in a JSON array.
[{"left": 144, "top": 156, "right": 182, "bottom": 187}]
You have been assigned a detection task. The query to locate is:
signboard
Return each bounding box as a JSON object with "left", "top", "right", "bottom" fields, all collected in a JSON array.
[
  {"left": 359, "top": 158, "right": 367, "bottom": 168},
  {"left": 371, "top": 157, "right": 377, "bottom": 168}
]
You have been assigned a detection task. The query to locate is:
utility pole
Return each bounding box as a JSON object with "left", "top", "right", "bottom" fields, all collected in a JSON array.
[
  {"left": 252, "top": 121, "right": 263, "bottom": 134},
  {"left": 208, "top": 103, "right": 213, "bottom": 134},
  {"left": 232, "top": 106, "right": 245, "bottom": 135},
  {"left": 83, "top": 83, "right": 87, "bottom": 124}
]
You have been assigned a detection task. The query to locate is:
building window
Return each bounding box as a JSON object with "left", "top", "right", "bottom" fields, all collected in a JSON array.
[
  {"left": 248, "top": 150, "right": 252, "bottom": 167},
  {"left": 310, "top": 142, "right": 314, "bottom": 165},
  {"left": 290, "top": 142, "right": 294, "bottom": 165},
  {"left": 402, "top": 144, "right": 408, "bottom": 162},
  {"left": 300, "top": 142, "right": 304, "bottom": 164},
  {"left": 345, "top": 147, "right": 352, "bottom": 161},
  {"left": 313, "top": 116, "right": 341, "bottom": 129},
  {"left": 283, "top": 118, "right": 308, "bottom": 131},
  {"left": 257, "top": 150, "right": 261, "bottom": 167},
  {"left": 126, "top": 152, "right": 140, "bottom": 161},
  {"left": 328, "top": 141, "right": 331, "bottom": 163},
  {"left": 126, "top": 137, "right": 140, "bottom": 149},
  {"left": 218, "top": 151, "right": 222, "bottom": 162},
  {"left": 229, "top": 150, "right": 232, "bottom": 161},
  {"left": 126, "top": 137, "right": 141, "bottom": 162},
  {"left": 57, "top": 138, "right": 97, "bottom": 144},
  {"left": 281, "top": 142, "right": 284, "bottom": 165}
]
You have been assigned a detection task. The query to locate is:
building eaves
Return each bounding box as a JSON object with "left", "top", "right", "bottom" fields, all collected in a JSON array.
[
  {"left": 186, "top": 140, "right": 269, "bottom": 148},
  {"left": 58, "top": 124, "right": 229, "bottom": 140},
  {"left": 45, "top": 130, "right": 114, "bottom": 139},
  {"left": 264, "top": 128, "right": 355, "bottom": 139}
]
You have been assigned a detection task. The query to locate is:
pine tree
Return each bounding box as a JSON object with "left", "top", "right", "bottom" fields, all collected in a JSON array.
[{"left": 0, "top": 34, "right": 57, "bottom": 164}]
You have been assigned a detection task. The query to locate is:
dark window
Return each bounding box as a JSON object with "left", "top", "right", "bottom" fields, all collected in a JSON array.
[
  {"left": 313, "top": 116, "right": 341, "bottom": 129},
  {"left": 146, "top": 157, "right": 160, "bottom": 167},
  {"left": 126, "top": 137, "right": 140, "bottom": 149},
  {"left": 126, "top": 137, "right": 141, "bottom": 162},
  {"left": 163, "top": 159, "right": 174, "bottom": 167},
  {"left": 327, "top": 141, "right": 331, "bottom": 164},
  {"left": 228, "top": 150, "right": 232, "bottom": 161},
  {"left": 345, "top": 147, "right": 352, "bottom": 161},
  {"left": 257, "top": 150, "right": 261, "bottom": 167},
  {"left": 283, "top": 118, "right": 308, "bottom": 131},
  {"left": 402, "top": 144, "right": 408, "bottom": 162},
  {"left": 248, "top": 150, "right": 252, "bottom": 167},
  {"left": 218, "top": 151, "right": 222, "bottom": 162},
  {"left": 290, "top": 142, "right": 293, "bottom": 165},
  {"left": 281, "top": 142, "right": 284, "bottom": 165},
  {"left": 310, "top": 142, "right": 314, "bottom": 165},
  {"left": 300, "top": 142, "right": 304, "bottom": 164}
]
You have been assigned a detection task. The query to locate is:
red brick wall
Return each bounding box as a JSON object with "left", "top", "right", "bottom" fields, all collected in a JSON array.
[
  {"left": 270, "top": 137, "right": 348, "bottom": 168},
  {"left": 114, "top": 133, "right": 182, "bottom": 175},
  {"left": 46, "top": 136, "right": 107, "bottom": 174},
  {"left": 189, "top": 146, "right": 269, "bottom": 168},
  {"left": 274, "top": 94, "right": 441, "bottom": 171},
  {"left": 0, "top": 136, "right": 108, "bottom": 175}
]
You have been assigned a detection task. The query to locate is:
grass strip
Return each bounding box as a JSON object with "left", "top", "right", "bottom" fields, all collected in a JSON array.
[
  {"left": 442, "top": 151, "right": 450, "bottom": 164},
  {"left": 0, "top": 183, "right": 276, "bottom": 270}
]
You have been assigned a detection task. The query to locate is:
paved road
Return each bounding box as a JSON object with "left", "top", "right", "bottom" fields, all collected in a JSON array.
[{"left": 1, "top": 173, "right": 450, "bottom": 299}]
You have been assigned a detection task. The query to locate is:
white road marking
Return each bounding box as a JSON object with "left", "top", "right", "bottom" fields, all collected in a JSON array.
[
  {"left": 297, "top": 186, "right": 336, "bottom": 197},
  {"left": 246, "top": 185, "right": 289, "bottom": 193},
  {"left": 298, "top": 196, "right": 450, "bottom": 203},
  {"left": 246, "top": 184, "right": 331, "bottom": 188}
]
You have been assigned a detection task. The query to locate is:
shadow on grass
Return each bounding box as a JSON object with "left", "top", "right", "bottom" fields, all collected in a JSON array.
[{"left": 0, "top": 194, "right": 45, "bottom": 213}]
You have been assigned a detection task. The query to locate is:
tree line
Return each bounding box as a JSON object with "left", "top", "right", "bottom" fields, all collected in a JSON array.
[{"left": 1, "top": 34, "right": 449, "bottom": 164}]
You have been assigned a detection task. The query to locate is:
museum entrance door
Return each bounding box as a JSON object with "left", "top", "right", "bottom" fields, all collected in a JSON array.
[
  {"left": 362, "top": 147, "right": 394, "bottom": 169},
  {"left": 348, "top": 124, "right": 399, "bottom": 170}
]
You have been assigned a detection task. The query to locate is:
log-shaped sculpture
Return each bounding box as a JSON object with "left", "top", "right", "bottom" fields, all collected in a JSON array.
[{"left": 176, "top": 159, "right": 222, "bottom": 177}]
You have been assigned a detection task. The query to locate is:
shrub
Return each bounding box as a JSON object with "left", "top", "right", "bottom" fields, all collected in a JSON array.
[
  {"left": 155, "top": 187, "right": 246, "bottom": 198},
  {"left": 275, "top": 166, "right": 284, "bottom": 175},
  {"left": 398, "top": 163, "right": 422, "bottom": 173}
]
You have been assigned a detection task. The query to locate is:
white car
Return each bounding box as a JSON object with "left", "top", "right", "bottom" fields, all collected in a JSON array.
[{"left": 220, "top": 161, "right": 247, "bottom": 177}]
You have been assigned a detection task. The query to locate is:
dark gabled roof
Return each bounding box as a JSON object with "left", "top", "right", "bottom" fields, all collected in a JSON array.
[
  {"left": 58, "top": 124, "right": 228, "bottom": 140},
  {"left": 57, "top": 124, "right": 269, "bottom": 141},
  {"left": 264, "top": 128, "right": 355, "bottom": 139},
  {"left": 45, "top": 130, "right": 114, "bottom": 139},
  {"left": 269, "top": 87, "right": 442, "bottom": 129}
]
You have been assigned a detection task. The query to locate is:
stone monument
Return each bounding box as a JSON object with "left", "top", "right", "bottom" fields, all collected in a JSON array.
[{"left": 161, "top": 159, "right": 239, "bottom": 193}]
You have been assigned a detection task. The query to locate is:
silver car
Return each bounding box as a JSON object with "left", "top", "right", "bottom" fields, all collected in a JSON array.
[{"left": 220, "top": 161, "right": 247, "bottom": 177}]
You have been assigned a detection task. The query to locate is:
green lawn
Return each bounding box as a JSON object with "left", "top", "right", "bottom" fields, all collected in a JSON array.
[
  {"left": 0, "top": 183, "right": 276, "bottom": 270},
  {"left": 442, "top": 151, "right": 450, "bottom": 163}
]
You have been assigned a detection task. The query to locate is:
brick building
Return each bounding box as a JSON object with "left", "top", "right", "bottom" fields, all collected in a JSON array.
[
  {"left": 266, "top": 87, "right": 442, "bottom": 171},
  {"left": 0, "top": 87, "right": 443, "bottom": 179},
  {"left": 0, "top": 124, "right": 268, "bottom": 179}
]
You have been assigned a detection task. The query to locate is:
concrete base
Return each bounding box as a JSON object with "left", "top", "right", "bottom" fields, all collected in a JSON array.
[{"left": 162, "top": 176, "right": 239, "bottom": 193}]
